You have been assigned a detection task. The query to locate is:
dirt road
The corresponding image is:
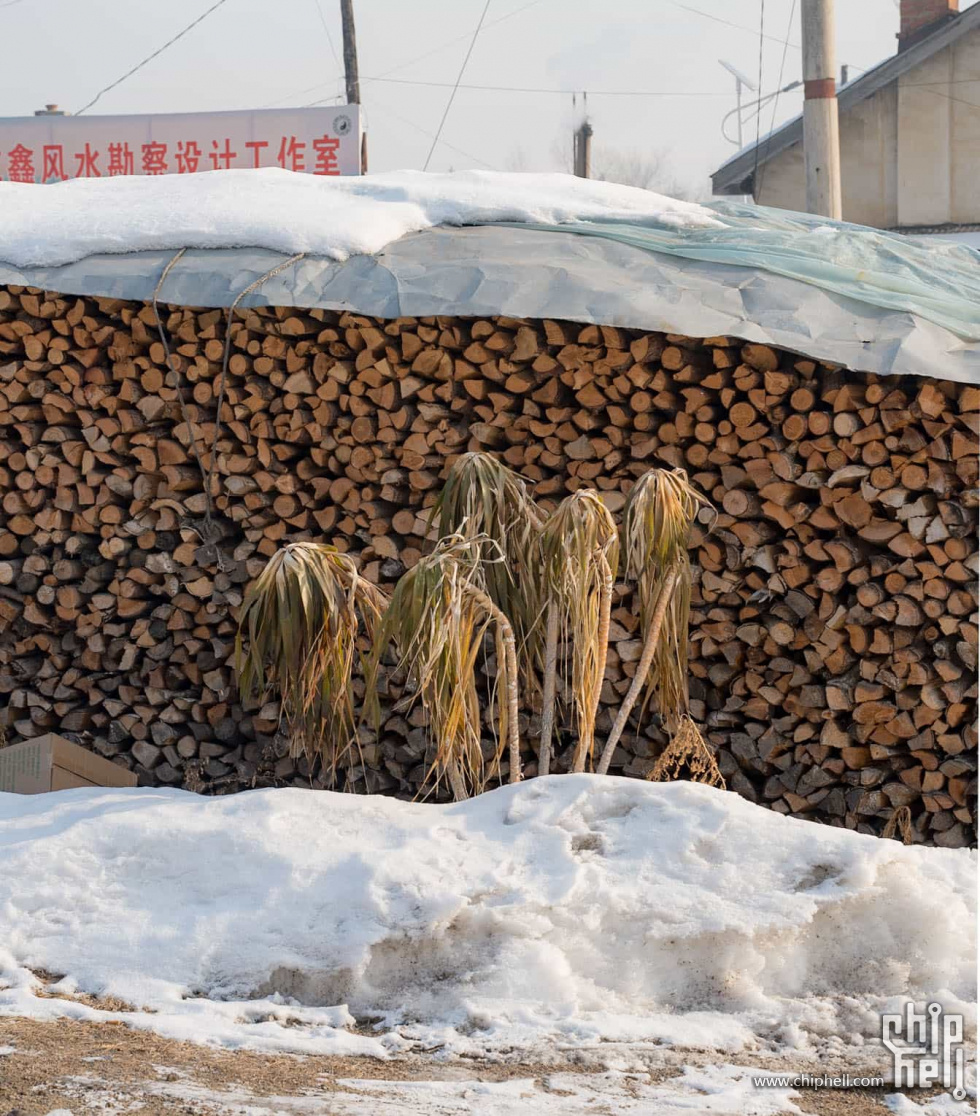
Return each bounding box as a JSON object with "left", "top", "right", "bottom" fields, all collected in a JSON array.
[{"left": 0, "top": 1014, "right": 942, "bottom": 1115}]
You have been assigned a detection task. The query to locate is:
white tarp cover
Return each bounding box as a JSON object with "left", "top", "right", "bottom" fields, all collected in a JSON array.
[
  {"left": 0, "top": 170, "right": 976, "bottom": 380},
  {"left": 1, "top": 228, "right": 975, "bottom": 383}
]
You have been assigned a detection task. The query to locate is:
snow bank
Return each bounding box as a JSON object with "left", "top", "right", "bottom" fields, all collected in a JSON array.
[
  {"left": 0, "top": 168, "right": 722, "bottom": 268},
  {"left": 0, "top": 777, "right": 974, "bottom": 1057}
]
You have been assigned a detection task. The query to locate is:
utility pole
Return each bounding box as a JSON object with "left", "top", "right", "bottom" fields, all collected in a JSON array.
[
  {"left": 340, "top": 0, "right": 367, "bottom": 174},
  {"left": 800, "top": 0, "right": 842, "bottom": 219}
]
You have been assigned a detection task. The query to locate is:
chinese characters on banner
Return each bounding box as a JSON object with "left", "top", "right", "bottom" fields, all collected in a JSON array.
[{"left": 0, "top": 106, "right": 361, "bottom": 182}]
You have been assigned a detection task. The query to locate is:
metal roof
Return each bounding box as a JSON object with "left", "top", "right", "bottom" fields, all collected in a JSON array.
[{"left": 711, "top": 4, "right": 980, "bottom": 195}]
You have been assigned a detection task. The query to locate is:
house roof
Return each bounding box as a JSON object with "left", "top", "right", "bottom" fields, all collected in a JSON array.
[{"left": 711, "top": 3, "right": 980, "bottom": 195}]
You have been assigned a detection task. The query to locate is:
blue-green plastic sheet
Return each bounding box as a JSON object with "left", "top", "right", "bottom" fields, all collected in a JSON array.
[{"left": 511, "top": 200, "right": 980, "bottom": 341}]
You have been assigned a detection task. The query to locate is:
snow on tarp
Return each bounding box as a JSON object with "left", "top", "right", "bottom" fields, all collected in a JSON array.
[
  {"left": 0, "top": 777, "right": 974, "bottom": 1058},
  {"left": 0, "top": 169, "right": 976, "bottom": 383},
  {"left": 0, "top": 169, "right": 977, "bottom": 340},
  {"left": 0, "top": 168, "right": 722, "bottom": 268}
]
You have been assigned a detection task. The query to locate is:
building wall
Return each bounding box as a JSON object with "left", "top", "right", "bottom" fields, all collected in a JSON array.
[
  {"left": 752, "top": 141, "right": 807, "bottom": 214},
  {"left": 754, "top": 27, "right": 979, "bottom": 228},
  {"left": 755, "top": 86, "right": 899, "bottom": 225},
  {"left": 946, "top": 27, "right": 980, "bottom": 224}
]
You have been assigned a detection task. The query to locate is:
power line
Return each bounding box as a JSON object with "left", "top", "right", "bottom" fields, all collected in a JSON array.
[
  {"left": 752, "top": 0, "right": 766, "bottom": 185},
  {"left": 918, "top": 87, "right": 980, "bottom": 110},
  {"left": 666, "top": 0, "right": 799, "bottom": 48},
  {"left": 261, "top": 80, "right": 332, "bottom": 109},
  {"left": 374, "top": 0, "right": 544, "bottom": 82},
  {"left": 316, "top": 76, "right": 735, "bottom": 98},
  {"left": 261, "top": 0, "right": 544, "bottom": 113},
  {"left": 423, "top": 0, "right": 493, "bottom": 171},
  {"left": 311, "top": 0, "right": 342, "bottom": 70},
  {"left": 273, "top": 0, "right": 809, "bottom": 111},
  {"left": 265, "top": 1, "right": 342, "bottom": 108},
  {"left": 756, "top": 0, "right": 797, "bottom": 199},
  {"left": 76, "top": 0, "right": 230, "bottom": 115},
  {"left": 369, "top": 97, "right": 500, "bottom": 170},
  {"left": 304, "top": 93, "right": 347, "bottom": 107}
]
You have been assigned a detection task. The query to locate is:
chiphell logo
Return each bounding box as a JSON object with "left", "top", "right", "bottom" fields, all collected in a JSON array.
[{"left": 881, "top": 1002, "right": 966, "bottom": 1101}]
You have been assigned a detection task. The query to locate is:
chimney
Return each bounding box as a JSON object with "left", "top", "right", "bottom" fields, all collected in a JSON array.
[{"left": 898, "top": 0, "right": 958, "bottom": 50}]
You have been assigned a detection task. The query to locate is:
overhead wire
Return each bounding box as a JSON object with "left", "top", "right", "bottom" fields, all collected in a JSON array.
[
  {"left": 312, "top": 77, "right": 735, "bottom": 100},
  {"left": 264, "top": 0, "right": 544, "bottom": 112},
  {"left": 259, "top": 1, "right": 343, "bottom": 109},
  {"left": 752, "top": 0, "right": 766, "bottom": 185},
  {"left": 423, "top": 0, "right": 493, "bottom": 170},
  {"left": 917, "top": 87, "right": 980, "bottom": 110},
  {"left": 666, "top": 0, "right": 799, "bottom": 48},
  {"left": 755, "top": 0, "right": 797, "bottom": 198},
  {"left": 260, "top": 81, "right": 335, "bottom": 109},
  {"left": 75, "top": 0, "right": 230, "bottom": 115},
  {"left": 373, "top": 0, "right": 544, "bottom": 81},
  {"left": 310, "top": 0, "right": 342, "bottom": 70},
  {"left": 368, "top": 97, "right": 500, "bottom": 170},
  {"left": 276, "top": 0, "right": 803, "bottom": 115}
]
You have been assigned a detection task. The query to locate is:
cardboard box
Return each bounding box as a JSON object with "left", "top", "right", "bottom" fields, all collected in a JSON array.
[{"left": 0, "top": 733, "right": 138, "bottom": 794}]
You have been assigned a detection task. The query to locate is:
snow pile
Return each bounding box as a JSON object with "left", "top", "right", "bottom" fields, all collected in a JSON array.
[
  {"left": 0, "top": 168, "right": 722, "bottom": 268},
  {"left": 0, "top": 777, "right": 974, "bottom": 1057}
]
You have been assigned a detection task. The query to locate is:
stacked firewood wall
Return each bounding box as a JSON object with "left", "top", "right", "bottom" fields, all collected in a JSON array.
[{"left": 0, "top": 285, "right": 975, "bottom": 846}]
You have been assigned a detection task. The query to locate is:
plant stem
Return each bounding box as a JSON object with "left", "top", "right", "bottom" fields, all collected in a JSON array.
[
  {"left": 538, "top": 600, "right": 559, "bottom": 776},
  {"left": 501, "top": 613, "right": 522, "bottom": 784},
  {"left": 596, "top": 563, "right": 681, "bottom": 776},
  {"left": 463, "top": 584, "right": 522, "bottom": 784},
  {"left": 571, "top": 552, "right": 614, "bottom": 774},
  {"left": 448, "top": 765, "right": 468, "bottom": 802}
]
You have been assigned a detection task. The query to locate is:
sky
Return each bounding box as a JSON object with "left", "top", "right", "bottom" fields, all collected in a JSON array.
[{"left": 1, "top": 0, "right": 976, "bottom": 196}]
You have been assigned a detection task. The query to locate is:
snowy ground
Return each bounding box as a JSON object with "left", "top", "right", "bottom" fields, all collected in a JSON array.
[
  {"left": 0, "top": 1014, "right": 968, "bottom": 1115},
  {"left": 0, "top": 776, "right": 975, "bottom": 1113},
  {"left": 0, "top": 168, "right": 722, "bottom": 268}
]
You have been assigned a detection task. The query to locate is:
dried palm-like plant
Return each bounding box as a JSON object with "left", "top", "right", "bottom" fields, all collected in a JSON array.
[
  {"left": 537, "top": 490, "right": 619, "bottom": 775},
  {"left": 646, "top": 715, "right": 725, "bottom": 788},
  {"left": 597, "top": 468, "right": 713, "bottom": 775},
  {"left": 235, "top": 542, "right": 389, "bottom": 778},
  {"left": 366, "top": 535, "right": 520, "bottom": 801},
  {"left": 429, "top": 452, "right": 544, "bottom": 691}
]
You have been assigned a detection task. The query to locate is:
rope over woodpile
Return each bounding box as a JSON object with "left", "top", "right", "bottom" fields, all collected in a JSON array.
[{"left": 0, "top": 285, "right": 975, "bottom": 846}]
